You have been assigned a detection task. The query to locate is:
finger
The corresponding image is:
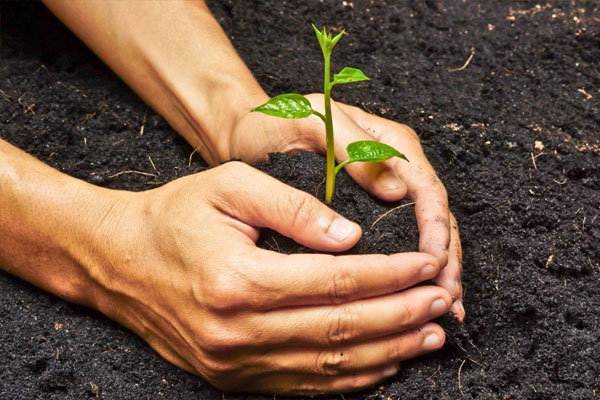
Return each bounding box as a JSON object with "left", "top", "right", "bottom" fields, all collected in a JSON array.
[
  {"left": 231, "top": 250, "right": 440, "bottom": 310},
  {"left": 434, "top": 212, "right": 465, "bottom": 321},
  {"left": 249, "top": 286, "right": 451, "bottom": 346},
  {"left": 208, "top": 161, "right": 361, "bottom": 252},
  {"left": 301, "top": 94, "right": 408, "bottom": 201},
  {"left": 410, "top": 170, "right": 450, "bottom": 268},
  {"left": 250, "top": 363, "right": 400, "bottom": 395},
  {"left": 257, "top": 323, "right": 444, "bottom": 376},
  {"left": 336, "top": 106, "right": 451, "bottom": 268}
]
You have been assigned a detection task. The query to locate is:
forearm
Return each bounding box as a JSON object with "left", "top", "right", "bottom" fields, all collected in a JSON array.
[
  {"left": 42, "top": 0, "right": 268, "bottom": 165},
  {"left": 0, "top": 138, "right": 124, "bottom": 305}
]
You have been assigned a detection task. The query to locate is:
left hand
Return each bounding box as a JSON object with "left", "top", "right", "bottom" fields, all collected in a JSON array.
[{"left": 227, "top": 93, "right": 464, "bottom": 320}]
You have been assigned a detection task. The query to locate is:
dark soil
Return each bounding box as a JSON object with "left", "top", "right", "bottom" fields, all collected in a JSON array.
[{"left": 1, "top": 1, "right": 599, "bottom": 399}]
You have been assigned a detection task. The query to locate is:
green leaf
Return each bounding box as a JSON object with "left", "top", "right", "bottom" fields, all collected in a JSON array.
[
  {"left": 330, "top": 30, "right": 345, "bottom": 49},
  {"left": 312, "top": 24, "right": 326, "bottom": 53},
  {"left": 312, "top": 23, "right": 323, "bottom": 39},
  {"left": 346, "top": 141, "right": 408, "bottom": 163},
  {"left": 251, "top": 94, "right": 313, "bottom": 119},
  {"left": 332, "top": 67, "right": 370, "bottom": 85},
  {"left": 312, "top": 24, "right": 344, "bottom": 54}
]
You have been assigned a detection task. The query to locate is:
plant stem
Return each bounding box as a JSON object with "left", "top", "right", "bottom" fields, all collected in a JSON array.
[
  {"left": 324, "top": 51, "right": 335, "bottom": 203},
  {"left": 334, "top": 159, "right": 351, "bottom": 176}
]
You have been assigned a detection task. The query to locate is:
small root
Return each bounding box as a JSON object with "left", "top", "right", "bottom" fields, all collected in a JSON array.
[
  {"left": 315, "top": 177, "right": 326, "bottom": 199},
  {"left": 108, "top": 170, "right": 158, "bottom": 179},
  {"left": 0, "top": 88, "right": 13, "bottom": 100},
  {"left": 553, "top": 177, "right": 567, "bottom": 185},
  {"left": 468, "top": 339, "right": 483, "bottom": 358},
  {"left": 448, "top": 47, "right": 475, "bottom": 72},
  {"left": 188, "top": 147, "right": 201, "bottom": 167},
  {"left": 530, "top": 152, "right": 545, "bottom": 170},
  {"left": 140, "top": 108, "right": 148, "bottom": 135},
  {"left": 428, "top": 365, "right": 441, "bottom": 387},
  {"left": 148, "top": 156, "right": 160, "bottom": 175},
  {"left": 458, "top": 359, "right": 466, "bottom": 396},
  {"left": 370, "top": 202, "right": 415, "bottom": 229}
]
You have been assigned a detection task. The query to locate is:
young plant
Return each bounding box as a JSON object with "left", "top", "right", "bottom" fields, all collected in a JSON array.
[{"left": 252, "top": 24, "right": 408, "bottom": 203}]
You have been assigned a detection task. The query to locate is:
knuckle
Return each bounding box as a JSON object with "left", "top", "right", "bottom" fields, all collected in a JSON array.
[
  {"left": 191, "top": 280, "right": 207, "bottom": 307},
  {"left": 201, "top": 357, "right": 235, "bottom": 381},
  {"left": 202, "top": 255, "right": 273, "bottom": 313},
  {"left": 385, "top": 336, "right": 407, "bottom": 361},
  {"left": 421, "top": 210, "right": 450, "bottom": 233},
  {"left": 429, "top": 215, "right": 450, "bottom": 231},
  {"left": 294, "top": 378, "right": 321, "bottom": 396},
  {"left": 327, "top": 263, "right": 360, "bottom": 305},
  {"left": 398, "top": 123, "right": 421, "bottom": 142},
  {"left": 218, "top": 160, "right": 249, "bottom": 176},
  {"left": 432, "top": 178, "right": 449, "bottom": 200},
  {"left": 200, "top": 359, "right": 248, "bottom": 392},
  {"left": 413, "top": 177, "right": 448, "bottom": 210},
  {"left": 315, "top": 350, "right": 347, "bottom": 376},
  {"left": 199, "top": 332, "right": 229, "bottom": 354},
  {"left": 213, "top": 161, "right": 254, "bottom": 191},
  {"left": 202, "top": 256, "right": 254, "bottom": 313},
  {"left": 199, "top": 321, "right": 247, "bottom": 353},
  {"left": 416, "top": 174, "right": 448, "bottom": 202},
  {"left": 325, "top": 305, "right": 360, "bottom": 345},
  {"left": 396, "top": 300, "right": 415, "bottom": 327},
  {"left": 205, "top": 276, "right": 248, "bottom": 313},
  {"left": 285, "top": 193, "right": 318, "bottom": 231},
  {"left": 205, "top": 162, "right": 252, "bottom": 206},
  {"left": 348, "top": 374, "right": 365, "bottom": 391}
]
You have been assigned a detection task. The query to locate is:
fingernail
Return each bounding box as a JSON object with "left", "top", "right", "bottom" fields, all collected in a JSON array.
[
  {"left": 430, "top": 298, "right": 448, "bottom": 316},
  {"left": 383, "top": 365, "right": 398, "bottom": 378},
  {"left": 453, "top": 300, "right": 465, "bottom": 317},
  {"left": 377, "top": 170, "right": 403, "bottom": 191},
  {"left": 327, "top": 218, "right": 357, "bottom": 242},
  {"left": 422, "top": 333, "right": 441, "bottom": 350},
  {"left": 421, "top": 264, "right": 438, "bottom": 279}
]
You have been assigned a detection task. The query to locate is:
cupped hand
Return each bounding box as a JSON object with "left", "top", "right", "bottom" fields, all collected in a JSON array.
[
  {"left": 93, "top": 162, "right": 451, "bottom": 394},
  {"left": 229, "top": 95, "right": 464, "bottom": 320}
]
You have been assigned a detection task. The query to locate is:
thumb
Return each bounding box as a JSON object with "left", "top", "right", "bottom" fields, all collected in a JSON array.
[{"left": 210, "top": 162, "right": 361, "bottom": 252}]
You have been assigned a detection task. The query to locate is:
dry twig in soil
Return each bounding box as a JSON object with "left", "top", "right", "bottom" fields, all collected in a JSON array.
[
  {"left": 108, "top": 170, "right": 158, "bottom": 179},
  {"left": 370, "top": 202, "right": 415, "bottom": 229},
  {"left": 448, "top": 47, "right": 475, "bottom": 72}
]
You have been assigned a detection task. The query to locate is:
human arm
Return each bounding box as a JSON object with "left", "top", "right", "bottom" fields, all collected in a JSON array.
[
  {"left": 41, "top": 0, "right": 269, "bottom": 166},
  {"left": 0, "top": 138, "right": 451, "bottom": 394}
]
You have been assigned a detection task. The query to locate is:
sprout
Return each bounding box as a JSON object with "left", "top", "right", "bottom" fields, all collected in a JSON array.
[{"left": 253, "top": 25, "right": 408, "bottom": 203}]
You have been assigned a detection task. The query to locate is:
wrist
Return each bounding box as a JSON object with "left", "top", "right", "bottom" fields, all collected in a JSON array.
[
  {"left": 180, "top": 73, "right": 269, "bottom": 165},
  {"left": 0, "top": 140, "right": 134, "bottom": 307},
  {"left": 43, "top": 0, "right": 269, "bottom": 166}
]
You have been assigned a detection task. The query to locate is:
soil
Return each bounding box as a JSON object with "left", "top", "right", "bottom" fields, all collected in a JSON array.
[{"left": 1, "top": 0, "right": 599, "bottom": 399}]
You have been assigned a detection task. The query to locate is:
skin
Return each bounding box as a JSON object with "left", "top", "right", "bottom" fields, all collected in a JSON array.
[{"left": 0, "top": 0, "right": 464, "bottom": 394}]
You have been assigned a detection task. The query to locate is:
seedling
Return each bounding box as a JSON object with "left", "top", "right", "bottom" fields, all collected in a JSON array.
[{"left": 252, "top": 25, "right": 408, "bottom": 203}]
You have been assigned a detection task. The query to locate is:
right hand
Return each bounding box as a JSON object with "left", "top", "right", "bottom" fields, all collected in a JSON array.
[
  {"left": 92, "top": 162, "right": 452, "bottom": 395},
  {"left": 228, "top": 95, "right": 464, "bottom": 320}
]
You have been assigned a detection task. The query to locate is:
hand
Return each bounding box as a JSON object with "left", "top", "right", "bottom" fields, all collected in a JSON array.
[
  {"left": 229, "top": 95, "right": 464, "bottom": 320},
  {"left": 92, "top": 162, "right": 452, "bottom": 394},
  {"left": 39, "top": 0, "right": 463, "bottom": 319}
]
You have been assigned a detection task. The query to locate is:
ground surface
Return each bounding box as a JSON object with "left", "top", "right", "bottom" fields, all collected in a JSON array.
[{"left": 1, "top": 1, "right": 599, "bottom": 399}]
